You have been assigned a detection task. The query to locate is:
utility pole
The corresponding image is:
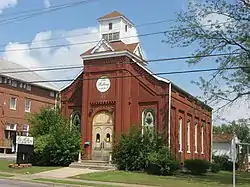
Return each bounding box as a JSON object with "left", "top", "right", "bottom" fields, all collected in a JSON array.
[{"left": 232, "top": 133, "right": 236, "bottom": 187}]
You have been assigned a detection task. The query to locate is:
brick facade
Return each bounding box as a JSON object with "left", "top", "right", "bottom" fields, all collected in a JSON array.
[
  {"left": 0, "top": 78, "right": 57, "bottom": 153},
  {"left": 61, "top": 55, "right": 212, "bottom": 162}
]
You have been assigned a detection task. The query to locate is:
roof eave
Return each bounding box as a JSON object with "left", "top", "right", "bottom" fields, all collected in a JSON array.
[{"left": 98, "top": 16, "right": 135, "bottom": 26}]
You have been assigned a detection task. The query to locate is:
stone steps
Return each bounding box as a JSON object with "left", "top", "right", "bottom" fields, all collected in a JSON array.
[{"left": 69, "top": 160, "right": 116, "bottom": 171}]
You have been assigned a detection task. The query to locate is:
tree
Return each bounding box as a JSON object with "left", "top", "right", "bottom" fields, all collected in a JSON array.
[
  {"left": 164, "top": 0, "right": 250, "bottom": 111},
  {"left": 213, "top": 118, "right": 250, "bottom": 170},
  {"left": 213, "top": 118, "right": 250, "bottom": 143},
  {"left": 29, "top": 107, "right": 81, "bottom": 166}
]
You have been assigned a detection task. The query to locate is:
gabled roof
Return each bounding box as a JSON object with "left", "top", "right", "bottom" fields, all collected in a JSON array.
[
  {"left": 0, "top": 59, "right": 59, "bottom": 91},
  {"left": 98, "top": 11, "right": 123, "bottom": 20},
  {"left": 213, "top": 133, "right": 234, "bottom": 143},
  {"left": 98, "top": 11, "right": 134, "bottom": 26},
  {"left": 81, "top": 40, "right": 139, "bottom": 56}
]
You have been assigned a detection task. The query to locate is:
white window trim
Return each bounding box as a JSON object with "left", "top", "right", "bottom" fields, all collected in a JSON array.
[
  {"left": 201, "top": 125, "right": 204, "bottom": 154},
  {"left": 25, "top": 99, "right": 31, "bottom": 113},
  {"left": 194, "top": 123, "right": 198, "bottom": 153},
  {"left": 179, "top": 118, "right": 183, "bottom": 152},
  {"left": 10, "top": 97, "right": 16, "bottom": 110},
  {"left": 187, "top": 120, "right": 191, "bottom": 154}
]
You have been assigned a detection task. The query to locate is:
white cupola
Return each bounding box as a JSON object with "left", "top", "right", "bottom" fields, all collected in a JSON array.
[{"left": 98, "top": 11, "right": 138, "bottom": 44}]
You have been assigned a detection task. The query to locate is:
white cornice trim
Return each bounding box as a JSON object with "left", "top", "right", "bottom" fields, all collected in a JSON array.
[{"left": 90, "top": 38, "right": 114, "bottom": 54}]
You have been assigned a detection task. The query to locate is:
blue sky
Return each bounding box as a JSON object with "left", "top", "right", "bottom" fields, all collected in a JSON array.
[
  {"left": 0, "top": 0, "right": 249, "bottom": 122},
  {"left": 0, "top": 0, "right": 210, "bottom": 94}
]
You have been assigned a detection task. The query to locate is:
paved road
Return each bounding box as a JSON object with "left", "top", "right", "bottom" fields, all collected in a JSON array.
[{"left": 0, "top": 179, "right": 66, "bottom": 187}]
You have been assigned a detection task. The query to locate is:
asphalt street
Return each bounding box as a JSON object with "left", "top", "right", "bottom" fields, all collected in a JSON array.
[{"left": 0, "top": 179, "right": 67, "bottom": 187}]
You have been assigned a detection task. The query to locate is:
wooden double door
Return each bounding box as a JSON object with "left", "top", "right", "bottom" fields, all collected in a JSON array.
[{"left": 92, "top": 111, "right": 113, "bottom": 161}]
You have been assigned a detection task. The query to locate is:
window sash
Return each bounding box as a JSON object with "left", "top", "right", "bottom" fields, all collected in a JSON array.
[
  {"left": 179, "top": 118, "right": 182, "bottom": 152},
  {"left": 187, "top": 121, "right": 190, "bottom": 152},
  {"left": 10, "top": 97, "right": 16, "bottom": 109},
  {"left": 25, "top": 100, "right": 31, "bottom": 112}
]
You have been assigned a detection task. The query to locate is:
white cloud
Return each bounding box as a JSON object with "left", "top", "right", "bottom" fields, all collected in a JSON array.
[
  {"left": 3, "top": 27, "right": 100, "bottom": 89},
  {"left": 0, "top": 0, "right": 18, "bottom": 13},
  {"left": 44, "top": 0, "right": 51, "bottom": 8},
  {"left": 3, "top": 26, "right": 141, "bottom": 89}
]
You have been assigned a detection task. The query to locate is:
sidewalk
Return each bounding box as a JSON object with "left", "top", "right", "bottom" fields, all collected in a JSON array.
[{"left": 0, "top": 168, "right": 158, "bottom": 187}]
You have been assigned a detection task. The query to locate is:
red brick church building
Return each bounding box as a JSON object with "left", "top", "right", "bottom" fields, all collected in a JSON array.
[{"left": 60, "top": 11, "right": 212, "bottom": 162}]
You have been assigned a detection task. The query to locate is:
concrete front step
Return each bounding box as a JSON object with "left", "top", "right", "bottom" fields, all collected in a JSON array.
[{"left": 69, "top": 160, "right": 116, "bottom": 170}]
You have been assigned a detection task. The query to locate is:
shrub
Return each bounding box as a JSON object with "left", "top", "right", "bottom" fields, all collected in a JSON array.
[
  {"left": 210, "top": 163, "right": 220, "bottom": 173},
  {"left": 30, "top": 107, "right": 81, "bottom": 166},
  {"left": 212, "top": 155, "right": 239, "bottom": 171},
  {"left": 112, "top": 126, "right": 179, "bottom": 173},
  {"left": 184, "top": 159, "right": 210, "bottom": 175},
  {"left": 146, "top": 148, "right": 179, "bottom": 175}
]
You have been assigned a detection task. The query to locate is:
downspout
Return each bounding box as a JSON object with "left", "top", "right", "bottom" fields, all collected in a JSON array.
[
  {"left": 211, "top": 114, "right": 213, "bottom": 162},
  {"left": 168, "top": 82, "right": 171, "bottom": 149}
]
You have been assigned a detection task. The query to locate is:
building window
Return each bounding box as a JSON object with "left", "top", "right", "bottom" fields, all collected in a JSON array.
[
  {"left": 0, "top": 77, "right": 2, "bottom": 83},
  {"left": 4, "top": 78, "right": 7, "bottom": 84},
  {"left": 96, "top": 133, "right": 100, "bottom": 143},
  {"left": 106, "top": 133, "right": 111, "bottom": 142},
  {"left": 179, "top": 118, "right": 182, "bottom": 152},
  {"left": 8, "top": 79, "right": 12, "bottom": 85},
  {"left": 187, "top": 120, "right": 191, "bottom": 153},
  {"left": 19, "top": 82, "right": 23, "bottom": 88},
  {"left": 10, "top": 97, "right": 16, "bottom": 110},
  {"left": 23, "top": 83, "right": 26, "bottom": 89},
  {"left": 194, "top": 123, "right": 198, "bottom": 153},
  {"left": 50, "top": 91, "right": 55, "bottom": 97},
  {"left": 102, "top": 32, "right": 120, "bottom": 42},
  {"left": 142, "top": 109, "right": 155, "bottom": 135},
  {"left": 25, "top": 99, "right": 31, "bottom": 113},
  {"left": 26, "top": 84, "right": 31, "bottom": 91},
  {"left": 109, "top": 23, "right": 112, "bottom": 30},
  {"left": 125, "top": 25, "right": 128, "bottom": 32},
  {"left": 23, "top": 124, "right": 29, "bottom": 136},
  {"left": 11, "top": 80, "right": 17, "bottom": 87},
  {"left": 201, "top": 125, "right": 204, "bottom": 154}
]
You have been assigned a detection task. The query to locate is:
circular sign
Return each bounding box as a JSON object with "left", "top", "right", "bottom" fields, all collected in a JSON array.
[{"left": 96, "top": 76, "right": 111, "bottom": 93}]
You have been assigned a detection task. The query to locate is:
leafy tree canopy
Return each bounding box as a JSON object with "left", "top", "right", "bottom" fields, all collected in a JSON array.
[
  {"left": 28, "top": 106, "right": 81, "bottom": 166},
  {"left": 213, "top": 118, "right": 250, "bottom": 142},
  {"left": 164, "top": 0, "right": 250, "bottom": 111}
]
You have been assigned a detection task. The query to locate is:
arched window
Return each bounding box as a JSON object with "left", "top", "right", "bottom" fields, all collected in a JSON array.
[
  {"left": 106, "top": 133, "right": 111, "bottom": 142},
  {"left": 142, "top": 109, "right": 155, "bottom": 135},
  {"left": 96, "top": 133, "right": 100, "bottom": 143},
  {"left": 70, "top": 112, "right": 81, "bottom": 132},
  {"left": 187, "top": 120, "right": 191, "bottom": 153},
  {"left": 179, "top": 118, "right": 182, "bottom": 152}
]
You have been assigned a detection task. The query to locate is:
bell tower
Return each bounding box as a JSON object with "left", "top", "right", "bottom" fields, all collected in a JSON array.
[{"left": 98, "top": 11, "right": 138, "bottom": 44}]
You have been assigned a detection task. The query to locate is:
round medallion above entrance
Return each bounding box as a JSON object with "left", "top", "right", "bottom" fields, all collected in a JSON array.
[{"left": 96, "top": 76, "right": 111, "bottom": 93}]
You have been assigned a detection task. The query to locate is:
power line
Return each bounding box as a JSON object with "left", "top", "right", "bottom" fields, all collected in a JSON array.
[
  {"left": 22, "top": 66, "right": 250, "bottom": 84},
  {"left": 0, "top": 52, "right": 243, "bottom": 73},
  {"left": 0, "top": 0, "right": 98, "bottom": 26},
  {"left": 0, "top": 0, "right": 92, "bottom": 18},
  {"left": 0, "top": 20, "right": 236, "bottom": 53},
  {"left": 0, "top": 19, "right": 176, "bottom": 49}
]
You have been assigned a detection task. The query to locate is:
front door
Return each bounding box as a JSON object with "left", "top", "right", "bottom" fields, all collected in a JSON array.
[{"left": 92, "top": 111, "right": 113, "bottom": 161}]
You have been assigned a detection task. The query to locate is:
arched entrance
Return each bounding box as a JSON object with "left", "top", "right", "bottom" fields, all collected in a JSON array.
[{"left": 92, "top": 110, "right": 113, "bottom": 161}]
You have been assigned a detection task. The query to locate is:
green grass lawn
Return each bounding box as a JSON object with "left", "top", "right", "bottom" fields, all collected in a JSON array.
[
  {"left": 72, "top": 170, "right": 250, "bottom": 187},
  {"left": 33, "top": 178, "right": 120, "bottom": 187},
  {"left": 0, "top": 159, "right": 61, "bottom": 174}
]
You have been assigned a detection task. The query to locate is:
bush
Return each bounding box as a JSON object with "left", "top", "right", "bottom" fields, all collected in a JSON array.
[
  {"left": 112, "top": 126, "right": 179, "bottom": 173},
  {"left": 184, "top": 159, "right": 210, "bottom": 175},
  {"left": 210, "top": 163, "right": 220, "bottom": 173},
  {"left": 30, "top": 107, "right": 81, "bottom": 166},
  {"left": 146, "top": 148, "right": 180, "bottom": 175},
  {"left": 212, "top": 155, "right": 238, "bottom": 171}
]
